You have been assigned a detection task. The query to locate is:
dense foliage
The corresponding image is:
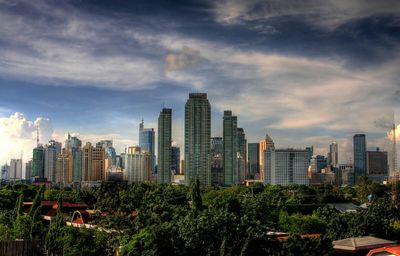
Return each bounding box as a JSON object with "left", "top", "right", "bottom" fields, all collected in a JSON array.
[{"left": 0, "top": 180, "right": 398, "bottom": 255}]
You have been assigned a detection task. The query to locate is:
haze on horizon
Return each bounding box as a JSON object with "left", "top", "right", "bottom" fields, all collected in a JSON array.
[{"left": 0, "top": 0, "right": 399, "bottom": 166}]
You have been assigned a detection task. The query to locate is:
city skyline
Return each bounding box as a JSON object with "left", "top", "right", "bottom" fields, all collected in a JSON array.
[{"left": 0, "top": 0, "right": 400, "bottom": 166}]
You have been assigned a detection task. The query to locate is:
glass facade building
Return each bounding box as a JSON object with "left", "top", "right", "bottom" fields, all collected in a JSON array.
[
  {"left": 157, "top": 108, "right": 172, "bottom": 184},
  {"left": 223, "top": 110, "right": 238, "bottom": 186},
  {"left": 353, "top": 134, "right": 367, "bottom": 183},
  {"left": 184, "top": 93, "right": 211, "bottom": 187}
]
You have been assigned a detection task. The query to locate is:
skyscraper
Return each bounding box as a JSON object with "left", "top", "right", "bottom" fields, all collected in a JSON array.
[
  {"left": 32, "top": 145, "right": 45, "bottom": 179},
  {"left": 211, "top": 137, "right": 223, "bottom": 156},
  {"left": 96, "top": 140, "right": 116, "bottom": 167},
  {"left": 157, "top": 108, "right": 172, "bottom": 184},
  {"left": 184, "top": 93, "right": 211, "bottom": 187},
  {"left": 9, "top": 159, "right": 22, "bottom": 180},
  {"left": 237, "top": 128, "right": 247, "bottom": 182},
  {"left": 139, "top": 120, "right": 155, "bottom": 156},
  {"left": 71, "top": 148, "right": 82, "bottom": 182},
  {"left": 44, "top": 144, "right": 57, "bottom": 182},
  {"left": 328, "top": 142, "right": 338, "bottom": 168},
  {"left": 265, "top": 148, "right": 310, "bottom": 186},
  {"left": 247, "top": 143, "right": 259, "bottom": 179},
  {"left": 310, "top": 155, "right": 328, "bottom": 173},
  {"left": 82, "top": 142, "right": 105, "bottom": 181},
  {"left": 353, "top": 134, "right": 367, "bottom": 183},
  {"left": 259, "top": 134, "right": 275, "bottom": 182},
  {"left": 367, "top": 148, "right": 388, "bottom": 181},
  {"left": 125, "top": 146, "right": 152, "bottom": 183},
  {"left": 56, "top": 150, "right": 72, "bottom": 184},
  {"left": 65, "top": 134, "right": 82, "bottom": 151},
  {"left": 223, "top": 110, "right": 238, "bottom": 186},
  {"left": 171, "top": 146, "right": 180, "bottom": 175},
  {"left": 25, "top": 160, "right": 32, "bottom": 180}
]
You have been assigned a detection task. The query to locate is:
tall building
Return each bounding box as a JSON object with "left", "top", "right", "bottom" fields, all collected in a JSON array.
[
  {"left": 259, "top": 134, "right": 275, "bottom": 182},
  {"left": 339, "top": 163, "right": 354, "bottom": 186},
  {"left": 25, "top": 160, "right": 32, "bottom": 180},
  {"left": 157, "top": 108, "right": 172, "bottom": 184},
  {"left": 71, "top": 148, "right": 82, "bottom": 182},
  {"left": 32, "top": 145, "right": 45, "bottom": 179},
  {"left": 211, "top": 137, "right": 223, "bottom": 156},
  {"left": 184, "top": 93, "right": 211, "bottom": 187},
  {"left": 367, "top": 148, "right": 388, "bottom": 181},
  {"left": 9, "top": 159, "right": 22, "bottom": 180},
  {"left": 264, "top": 148, "right": 310, "bottom": 186},
  {"left": 1, "top": 164, "right": 9, "bottom": 180},
  {"left": 171, "top": 146, "right": 180, "bottom": 175},
  {"left": 328, "top": 142, "right": 339, "bottom": 168},
  {"left": 125, "top": 147, "right": 152, "bottom": 183},
  {"left": 211, "top": 137, "right": 223, "bottom": 186},
  {"left": 96, "top": 140, "right": 116, "bottom": 167},
  {"left": 223, "top": 110, "right": 238, "bottom": 186},
  {"left": 139, "top": 120, "right": 155, "bottom": 155},
  {"left": 237, "top": 128, "right": 247, "bottom": 182},
  {"left": 82, "top": 142, "right": 106, "bottom": 182},
  {"left": 353, "top": 134, "right": 367, "bottom": 183},
  {"left": 247, "top": 143, "right": 260, "bottom": 179},
  {"left": 56, "top": 151, "right": 72, "bottom": 184},
  {"left": 65, "top": 134, "right": 82, "bottom": 151},
  {"left": 309, "top": 155, "right": 328, "bottom": 173},
  {"left": 44, "top": 143, "right": 58, "bottom": 182}
]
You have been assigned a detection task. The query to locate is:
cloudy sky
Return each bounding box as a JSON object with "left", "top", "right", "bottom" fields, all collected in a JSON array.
[{"left": 0, "top": 0, "right": 399, "bottom": 166}]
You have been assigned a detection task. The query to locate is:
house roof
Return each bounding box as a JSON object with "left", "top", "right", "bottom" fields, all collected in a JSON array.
[
  {"left": 333, "top": 236, "right": 397, "bottom": 252},
  {"left": 367, "top": 245, "right": 400, "bottom": 256}
]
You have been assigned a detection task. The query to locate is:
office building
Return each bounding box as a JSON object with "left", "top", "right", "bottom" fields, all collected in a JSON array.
[
  {"left": 171, "top": 146, "right": 180, "bottom": 175},
  {"left": 44, "top": 143, "right": 58, "bottom": 182},
  {"left": 65, "top": 134, "right": 81, "bottom": 151},
  {"left": 309, "top": 155, "right": 328, "bottom": 173},
  {"left": 237, "top": 128, "right": 247, "bottom": 182},
  {"left": 353, "top": 134, "right": 367, "bottom": 183},
  {"left": 157, "top": 108, "right": 172, "bottom": 184},
  {"left": 264, "top": 148, "right": 310, "bottom": 186},
  {"left": 328, "top": 142, "right": 339, "bottom": 168},
  {"left": 367, "top": 148, "right": 388, "bottom": 181},
  {"left": 223, "top": 110, "right": 238, "bottom": 186},
  {"left": 96, "top": 140, "right": 116, "bottom": 167},
  {"left": 1, "top": 164, "right": 9, "bottom": 180},
  {"left": 125, "top": 147, "right": 152, "bottom": 183},
  {"left": 25, "top": 161, "right": 32, "bottom": 180},
  {"left": 82, "top": 142, "right": 106, "bottom": 182},
  {"left": 139, "top": 120, "right": 155, "bottom": 155},
  {"left": 9, "top": 159, "right": 22, "bottom": 180},
  {"left": 259, "top": 134, "right": 275, "bottom": 183},
  {"left": 247, "top": 143, "right": 260, "bottom": 179},
  {"left": 72, "top": 148, "right": 82, "bottom": 182},
  {"left": 56, "top": 151, "right": 72, "bottom": 184},
  {"left": 184, "top": 93, "right": 211, "bottom": 187},
  {"left": 211, "top": 137, "right": 223, "bottom": 156},
  {"left": 32, "top": 145, "right": 45, "bottom": 179},
  {"left": 339, "top": 163, "right": 354, "bottom": 186}
]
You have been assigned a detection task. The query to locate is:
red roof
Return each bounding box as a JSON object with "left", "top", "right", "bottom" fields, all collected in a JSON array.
[{"left": 367, "top": 245, "right": 400, "bottom": 256}]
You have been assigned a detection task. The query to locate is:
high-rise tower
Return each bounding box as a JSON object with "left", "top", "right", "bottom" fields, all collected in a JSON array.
[
  {"left": 184, "top": 93, "right": 211, "bottom": 187},
  {"left": 157, "top": 108, "right": 172, "bottom": 184},
  {"left": 353, "top": 134, "right": 367, "bottom": 183},
  {"left": 259, "top": 134, "right": 275, "bottom": 182},
  {"left": 223, "top": 110, "right": 238, "bottom": 186}
]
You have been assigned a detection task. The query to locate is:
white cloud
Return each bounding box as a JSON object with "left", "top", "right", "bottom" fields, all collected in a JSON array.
[
  {"left": 0, "top": 112, "right": 54, "bottom": 164},
  {"left": 214, "top": 0, "right": 400, "bottom": 29}
]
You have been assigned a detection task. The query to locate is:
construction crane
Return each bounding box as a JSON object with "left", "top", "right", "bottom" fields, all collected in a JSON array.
[{"left": 391, "top": 116, "right": 398, "bottom": 205}]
